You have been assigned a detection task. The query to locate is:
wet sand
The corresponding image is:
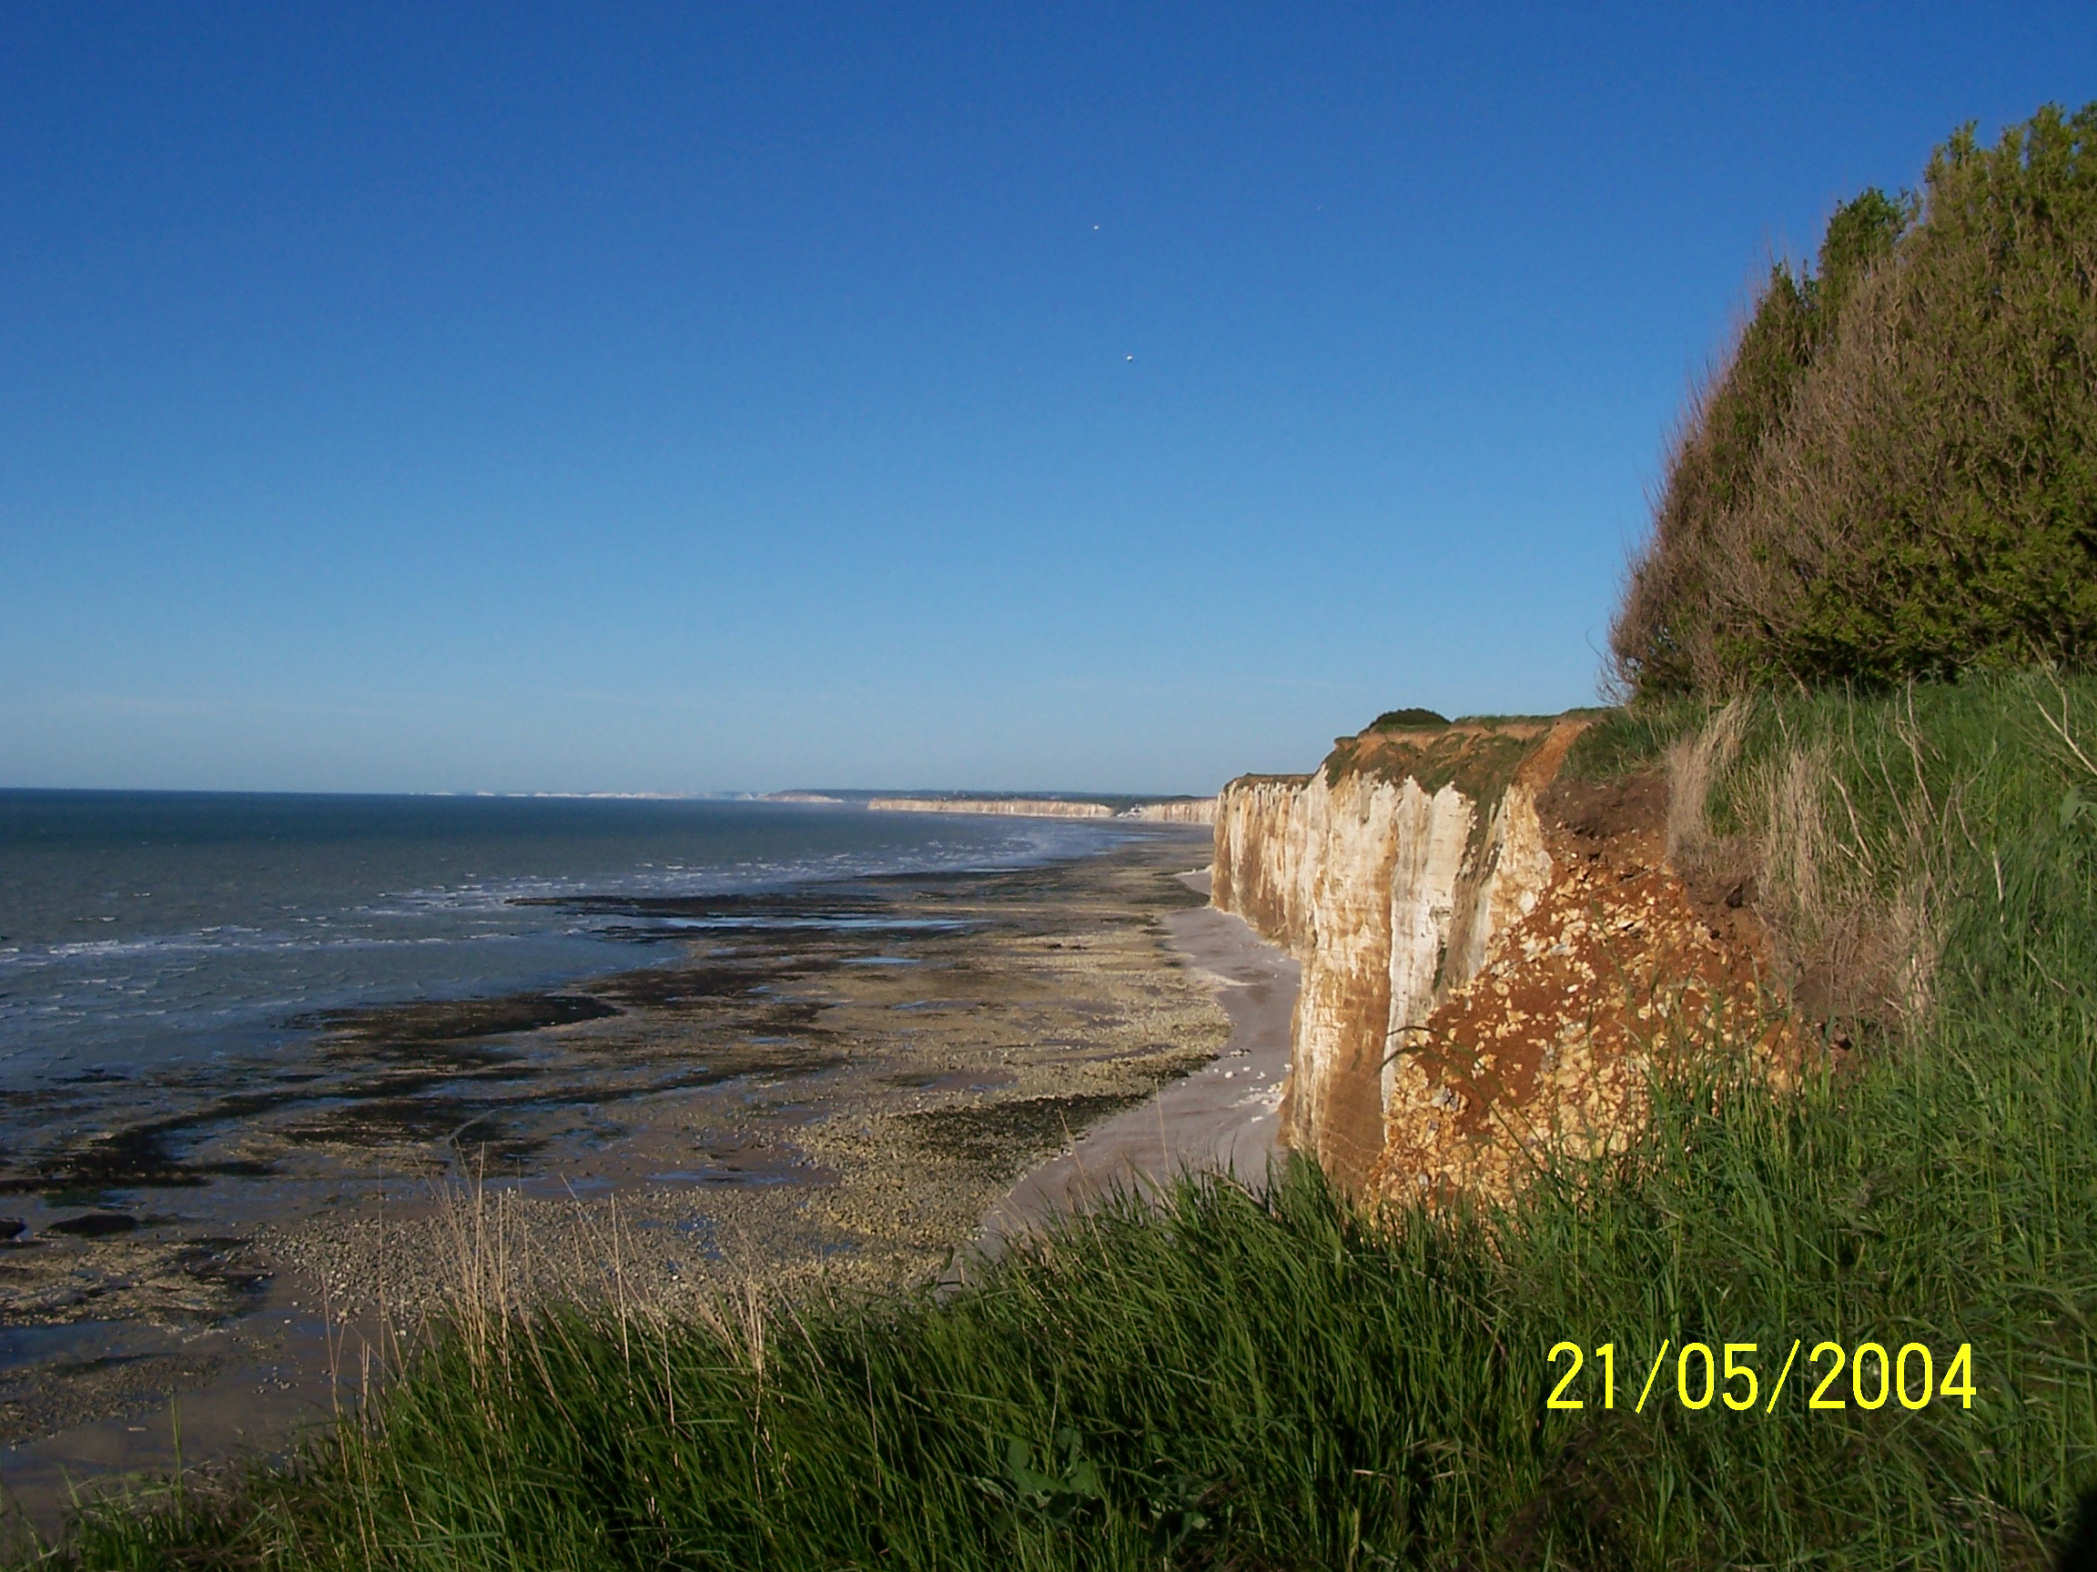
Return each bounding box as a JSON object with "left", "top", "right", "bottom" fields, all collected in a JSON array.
[
  {"left": 2, "top": 832, "right": 1237, "bottom": 1543},
  {"left": 969, "top": 871, "right": 1299, "bottom": 1259}
]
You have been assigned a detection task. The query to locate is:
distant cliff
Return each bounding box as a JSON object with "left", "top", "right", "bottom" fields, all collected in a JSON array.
[
  {"left": 869, "top": 797, "right": 1114, "bottom": 819},
  {"left": 868, "top": 796, "right": 1218, "bottom": 823},
  {"left": 1119, "top": 798, "right": 1217, "bottom": 825},
  {"left": 1213, "top": 716, "right": 1782, "bottom": 1199}
]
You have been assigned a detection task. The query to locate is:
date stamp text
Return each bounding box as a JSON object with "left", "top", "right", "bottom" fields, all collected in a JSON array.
[{"left": 1545, "top": 1340, "right": 1976, "bottom": 1414}]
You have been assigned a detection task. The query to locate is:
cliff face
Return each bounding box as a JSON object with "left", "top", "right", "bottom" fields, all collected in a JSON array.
[
  {"left": 1212, "top": 718, "right": 1784, "bottom": 1198},
  {"left": 1213, "top": 725, "right": 1573, "bottom": 1184},
  {"left": 1120, "top": 798, "right": 1218, "bottom": 825},
  {"left": 868, "top": 798, "right": 1114, "bottom": 819},
  {"left": 869, "top": 796, "right": 1218, "bottom": 823}
]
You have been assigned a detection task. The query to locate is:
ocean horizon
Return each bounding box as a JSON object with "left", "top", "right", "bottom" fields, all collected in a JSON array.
[{"left": 0, "top": 788, "right": 1145, "bottom": 1160}]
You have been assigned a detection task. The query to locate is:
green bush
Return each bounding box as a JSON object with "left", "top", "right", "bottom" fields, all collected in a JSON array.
[
  {"left": 1366, "top": 707, "right": 1451, "bottom": 731},
  {"left": 1613, "top": 103, "right": 2097, "bottom": 698}
]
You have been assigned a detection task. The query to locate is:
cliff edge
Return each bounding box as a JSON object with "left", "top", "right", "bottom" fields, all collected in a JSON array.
[{"left": 1214, "top": 714, "right": 1787, "bottom": 1198}]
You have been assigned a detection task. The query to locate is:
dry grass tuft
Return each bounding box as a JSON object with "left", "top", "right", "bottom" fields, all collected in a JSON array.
[
  {"left": 1654, "top": 693, "right": 1960, "bottom": 1042},
  {"left": 1663, "top": 700, "right": 1748, "bottom": 868},
  {"left": 1750, "top": 708, "right": 1952, "bottom": 1036}
]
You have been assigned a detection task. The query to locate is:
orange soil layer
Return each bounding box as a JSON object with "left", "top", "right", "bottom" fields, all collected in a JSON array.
[{"left": 1367, "top": 769, "right": 1800, "bottom": 1210}]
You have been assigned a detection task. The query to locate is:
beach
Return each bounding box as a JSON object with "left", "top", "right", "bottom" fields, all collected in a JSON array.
[
  {"left": 970, "top": 870, "right": 1298, "bottom": 1259},
  {"left": 2, "top": 829, "right": 1293, "bottom": 1541}
]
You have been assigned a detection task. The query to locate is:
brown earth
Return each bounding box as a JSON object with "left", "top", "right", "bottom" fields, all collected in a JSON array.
[{"left": 1367, "top": 762, "right": 1801, "bottom": 1210}]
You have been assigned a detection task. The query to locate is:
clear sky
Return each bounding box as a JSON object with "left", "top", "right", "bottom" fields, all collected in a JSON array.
[{"left": 3, "top": 4, "right": 2090, "bottom": 795}]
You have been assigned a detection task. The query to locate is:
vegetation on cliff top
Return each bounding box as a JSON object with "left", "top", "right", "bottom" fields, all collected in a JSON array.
[
  {"left": 1612, "top": 102, "right": 2097, "bottom": 699},
  {"left": 1320, "top": 724, "right": 1539, "bottom": 815},
  {"left": 1366, "top": 707, "right": 1451, "bottom": 731},
  {"left": 27, "top": 674, "right": 2097, "bottom": 1571}
]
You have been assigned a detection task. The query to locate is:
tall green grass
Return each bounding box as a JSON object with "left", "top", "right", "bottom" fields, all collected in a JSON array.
[{"left": 23, "top": 678, "right": 2097, "bottom": 1569}]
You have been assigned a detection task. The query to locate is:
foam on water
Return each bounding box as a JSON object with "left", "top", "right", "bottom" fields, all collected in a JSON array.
[{"left": 0, "top": 792, "right": 1141, "bottom": 1118}]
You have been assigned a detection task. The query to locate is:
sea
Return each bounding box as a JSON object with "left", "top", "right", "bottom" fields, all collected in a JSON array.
[{"left": 0, "top": 790, "right": 1139, "bottom": 1164}]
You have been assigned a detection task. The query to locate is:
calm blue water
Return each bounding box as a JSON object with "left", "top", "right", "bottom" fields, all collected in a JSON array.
[{"left": 0, "top": 790, "right": 1134, "bottom": 1099}]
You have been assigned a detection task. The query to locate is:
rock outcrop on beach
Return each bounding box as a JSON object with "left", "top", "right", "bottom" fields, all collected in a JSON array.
[
  {"left": 1213, "top": 715, "right": 1785, "bottom": 1199},
  {"left": 869, "top": 797, "right": 1115, "bottom": 818}
]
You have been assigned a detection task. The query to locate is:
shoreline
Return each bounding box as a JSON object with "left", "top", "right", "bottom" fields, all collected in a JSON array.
[
  {"left": 3, "top": 830, "right": 1232, "bottom": 1544},
  {"left": 967, "top": 870, "right": 1298, "bottom": 1263}
]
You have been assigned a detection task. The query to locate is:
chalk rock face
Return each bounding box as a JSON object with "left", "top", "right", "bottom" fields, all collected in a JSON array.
[
  {"left": 1211, "top": 724, "right": 1572, "bottom": 1188},
  {"left": 867, "top": 797, "right": 1114, "bottom": 819},
  {"left": 1119, "top": 798, "right": 1218, "bottom": 825},
  {"left": 868, "top": 796, "right": 1218, "bottom": 823}
]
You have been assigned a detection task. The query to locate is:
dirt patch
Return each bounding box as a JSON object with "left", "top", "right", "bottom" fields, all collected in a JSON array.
[
  {"left": 1372, "top": 758, "right": 1800, "bottom": 1209},
  {"left": 1546, "top": 768, "right": 1778, "bottom": 983},
  {"left": 1539, "top": 765, "right": 1667, "bottom": 857}
]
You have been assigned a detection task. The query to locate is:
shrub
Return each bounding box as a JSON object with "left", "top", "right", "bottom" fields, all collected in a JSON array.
[
  {"left": 1366, "top": 707, "right": 1451, "bottom": 731},
  {"left": 1613, "top": 103, "right": 2097, "bottom": 698}
]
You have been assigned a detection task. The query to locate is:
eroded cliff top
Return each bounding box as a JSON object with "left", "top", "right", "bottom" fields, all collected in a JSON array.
[{"left": 1319, "top": 712, "right": 1586, "bottom": 803}]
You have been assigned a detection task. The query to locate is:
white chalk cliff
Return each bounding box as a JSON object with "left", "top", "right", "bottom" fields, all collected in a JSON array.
[{"left": 1210, "top": 723, "right": 1575, "bottom": 1186}]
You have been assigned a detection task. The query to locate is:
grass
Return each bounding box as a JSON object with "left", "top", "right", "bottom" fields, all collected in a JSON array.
[
  {"left": 1558, "top": 697, "right": 1707, "bottom": 781},
  {"left": 17, "top": 676, "right": 2097, "bottom": 1569},
  {"left": 1366, "top": 708, "right": 1451, "bottom": 731}
]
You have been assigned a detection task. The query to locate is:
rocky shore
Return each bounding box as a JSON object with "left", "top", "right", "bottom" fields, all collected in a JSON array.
[{"left": 1, "top": 831, "right": 1235, "bottom": 1539}]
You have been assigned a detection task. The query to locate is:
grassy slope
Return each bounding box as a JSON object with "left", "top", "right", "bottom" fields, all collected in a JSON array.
[{"left": 24, "top": 675, "right": 2097, "bottom": 1569}]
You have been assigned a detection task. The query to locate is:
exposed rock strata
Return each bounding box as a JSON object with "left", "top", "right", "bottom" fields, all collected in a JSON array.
[
  {"left": 1119, "top": 798, "right": 1217, "bottom": 825},
  {"left": 1367, "top": 780, "right": 1790, "bottom": 1206},
  {"left": 1212, "top": 716, "right": 1788, "bottom": 1202}
]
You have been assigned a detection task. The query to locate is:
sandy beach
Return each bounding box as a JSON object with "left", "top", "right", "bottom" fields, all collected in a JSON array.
[
  {"left": 2, "top": 832, "right": 1295, "bottom": 1544},
  {"left": 969, "top": 870, "right": 1298, "bottom": 1260}
]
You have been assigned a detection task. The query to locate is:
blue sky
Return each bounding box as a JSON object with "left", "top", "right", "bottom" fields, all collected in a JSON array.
[{"left": 3, "top": 3, "right": 2090, "bottom": 794}]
